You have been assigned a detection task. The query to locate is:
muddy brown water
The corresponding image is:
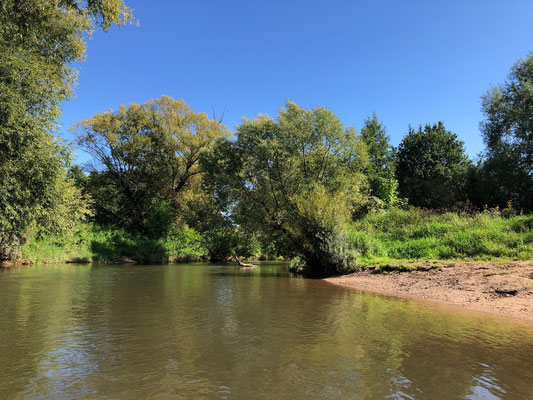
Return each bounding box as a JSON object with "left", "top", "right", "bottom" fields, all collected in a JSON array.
[{"left": 0, "top": 263, "right": 532, "bottom": 399}]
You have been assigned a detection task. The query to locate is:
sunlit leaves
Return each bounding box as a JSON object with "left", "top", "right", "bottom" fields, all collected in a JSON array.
[
  {"left": 74, "top": 96, "right": 229, "bottom": 233},
  {"left": 0, "top": 0, "right": 132, "bottom": 259},
  {"left": 202, "top": 101, "right": 368, "bottom": 274}
]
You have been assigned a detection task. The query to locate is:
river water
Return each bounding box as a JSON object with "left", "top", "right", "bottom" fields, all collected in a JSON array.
[{"left": 0, "top": 263, "right": 532, "bottom": 399}]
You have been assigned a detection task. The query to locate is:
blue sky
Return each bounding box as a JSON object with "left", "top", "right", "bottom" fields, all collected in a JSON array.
[{"left": 61, "top": 0, "right": 533, "bottom": 163}]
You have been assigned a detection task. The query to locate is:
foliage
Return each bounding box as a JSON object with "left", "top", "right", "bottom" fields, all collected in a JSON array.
[
  {"left": 144, "top": 199, "right": 175, "bottom": 239},
  {"left": 5, "top": 16, "right": 531, "bottom": 272},
  {"left": 370, "top": 176, "right": 405, "bottom": 209},
  {"left": 21, "top": 223, "right": 95, "bottom": 264},
  {"left": 68, "top": 165, "right": 89, "bottom": 190},
  {"left": 83, "top": 170, "right": 123, "bottom": 226},
  {"left": 21, "top": 206, "right": 533, "bottom": 267},
  {"left": 74, "top": 96, "right": 229, "bottom": 234},
  {"left": 203, "top": 228, "right": 257, "bottom": 262},
  {"left": 480, "top": 53, "right": 533, "bottom": 211},
  {"left": 360, "top": 113, "right": 400, "bottom": 207},
  {"left": 288, "top": 187, "right": 362, "bottom": 274},
  {"left": 463, "top": 160, "right": 515, "bottom": 211},
  {"left": 396, "top": 122, "right": 471, "bottom": 209},
  {"left": 0, "top": 134, "right": 76, "bottom": 259},
  {"left": 0, "top": 0, "right": 132, "bottom": 260},
  {"left": 202, "top": 101, "right": 368, "bottom": 275},
  {"left": 348, "top": 207, "right": 533, "bottom": 263},
  {"left": 162, "top": 227, "right": 207, "bottom": 262},
  {"left": 21, "top": 224, "right": 207, "bottom": 265},
  {"left": 180, "top": 191, "right": 230, "bottom": 234}
]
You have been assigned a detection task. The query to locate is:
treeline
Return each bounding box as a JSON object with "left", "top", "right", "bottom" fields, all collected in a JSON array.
[
  {"left": 0, "top": 2, "right": 531, "bottom": 275},
  {"left": 68, "top": 54, "right": 531, "bottom": 273}
]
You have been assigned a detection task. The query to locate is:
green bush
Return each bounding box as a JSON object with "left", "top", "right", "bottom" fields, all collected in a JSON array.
[
  {"left": 203, "top": 228, "right": 256, "bottom": 262},
  {"left": 164, "top": 228, "right": 207, "bottom": 262}
]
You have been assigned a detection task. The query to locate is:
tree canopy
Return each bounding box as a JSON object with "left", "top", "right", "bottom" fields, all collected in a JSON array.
[
  {"left": 75, "top": 96, "right": 229, "bottom": 234},
  {"left": 480, "top": 53, "right": 533, "bottom": 210},
  {"left": 0, "top": 0, "right": 132, "bottom": 259},
  {"left": 202, "top": 101, "right": 369, "bottom": 275},
  {"left": 396, "top": 122, "right": 470, "bottom": 209},
  {"left": 360, "top": 113, "right": 398, "bottom": 207}
]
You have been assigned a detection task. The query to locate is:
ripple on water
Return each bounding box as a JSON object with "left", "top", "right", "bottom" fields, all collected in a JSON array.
[{"left": 0, "top": 263, "right": 532, "bottom": 399}]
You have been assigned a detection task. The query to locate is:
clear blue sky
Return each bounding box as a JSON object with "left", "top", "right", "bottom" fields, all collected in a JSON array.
[{"left": 60, "top": 0, "right": 533, "bottom": 163}]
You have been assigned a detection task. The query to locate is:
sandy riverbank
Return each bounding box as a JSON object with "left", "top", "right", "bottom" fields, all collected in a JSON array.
[{"left": 325, "top": 261, "right": 533, "bottom": 321}]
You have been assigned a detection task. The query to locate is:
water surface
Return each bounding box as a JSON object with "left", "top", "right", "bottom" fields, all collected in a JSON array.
[{"left": 0, "top": 263, "right": 532, "bottom": 399}]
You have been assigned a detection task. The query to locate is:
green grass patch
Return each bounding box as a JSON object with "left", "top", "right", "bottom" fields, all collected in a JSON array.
[
  {"left": 20, "top": 225, "right": 208, "bottom": 264},
  {"left": 348, "top": 208, "right": 533, "bottom": 265}
]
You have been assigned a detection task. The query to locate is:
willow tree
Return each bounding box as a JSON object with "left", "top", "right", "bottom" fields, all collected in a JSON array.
[
  {"left": 75, "top": 96, "right": 229, "bottom": 235},
  {"left": 202, "top": 101, "right": 369, "bottom": 275},
  {"left": 0, "top": 0, "right": 133, "bottom": 259}
]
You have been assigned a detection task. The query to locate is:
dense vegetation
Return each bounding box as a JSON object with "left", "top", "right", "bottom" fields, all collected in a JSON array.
[
  {"left": 349, "top": 207, "right": 533, "bottom": 264},
  {"left": 0, "top": 0, "right": 133, "bottom": 260},
  {"left": 201, "top": 102, "right": 368, "bottom": 275},
  {"left": 0, "top": 1, "right": 531, "bottom": 276}
]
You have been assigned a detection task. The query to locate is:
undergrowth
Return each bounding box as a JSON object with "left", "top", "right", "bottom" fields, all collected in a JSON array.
[
  {"left": 20, "top": 225, "right": 207, "bottom": 264},
  {"left": 348, "top": 208, "right": 533, "bottom": 265}
]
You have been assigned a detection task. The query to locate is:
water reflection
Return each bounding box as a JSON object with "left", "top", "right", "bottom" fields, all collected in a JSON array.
[{"left": 0, "top": 263, "right": 531, "bottom": 399}]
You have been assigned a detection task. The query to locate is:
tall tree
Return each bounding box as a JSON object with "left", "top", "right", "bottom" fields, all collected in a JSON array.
[
  {"left": 360, "top": 113, "right": 398, "bottom": 207},
  {"left": 75, "top": 96, "right": 229, "bottom": 235},
  {"left": 202, "top": 101, "right": 369, "bottom": 275},
  {"left": 480, "top": 53, "right": 533, "bottom": 210},
  {"left": 396, "top": 122, "right": 470, "bottom": 209},
  {"left": 0, "top": 0, "right": 133, "bottom": 259}
]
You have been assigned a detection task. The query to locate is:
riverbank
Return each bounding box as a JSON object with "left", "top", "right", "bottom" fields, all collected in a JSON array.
[
  {"left": 7, "top": 225, "right": 209, "bottom": 265},
  {"left": 325, "top": 261, "right": 533, "bottom": 321},
  {"left": 348, "top": 209, "right": 533, "bottom": 262}
]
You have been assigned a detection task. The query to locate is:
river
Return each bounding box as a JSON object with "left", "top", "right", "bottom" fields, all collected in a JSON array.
[{"left": 0, "top": 263, "right": 532, "bottom": 399}]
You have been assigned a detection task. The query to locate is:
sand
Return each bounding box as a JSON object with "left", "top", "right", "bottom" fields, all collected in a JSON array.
[{"left": 325, "top": 261, "right": 533, "bottom": 321}]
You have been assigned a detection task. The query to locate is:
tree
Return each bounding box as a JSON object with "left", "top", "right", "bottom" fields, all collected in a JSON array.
[
  {"left": 0, "top": 0, "right": 133, "bottom": 259},
  {"left": 396, "top": 122, "right": 470, "bottom": 208},
  {"left": 74, "top": 96, "right": 229, "bottom": 235},
  {"left": 202, "top": 101, "right": 369, "bottom": 275},
  {"left": 480, "top": 53, "right": 533, "bottom": 210},
  {"left": 360, "top": 113, "right": 399, "bottom": 207}
]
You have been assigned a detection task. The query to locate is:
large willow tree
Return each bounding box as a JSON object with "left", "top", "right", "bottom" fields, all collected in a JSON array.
[
  {"left": 74, "top": 96, "right": 230, "bottom": 235},
  {"left": 0, "top": 0, "right": 133, "bottom": 259},
  {"left": 202, "top": 101, "right": 369, "bottom": 275}
]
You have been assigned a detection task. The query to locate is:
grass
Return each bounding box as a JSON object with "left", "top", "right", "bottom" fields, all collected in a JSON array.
[
  {"left": 347, "top": 208, "right": 533, "bottom": 266},
  {"left": 20, "top": 225, "right": 208, "bottom": 264},
  {"left": 19, "top": 207, "right": 533, "bottom": 268}
]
